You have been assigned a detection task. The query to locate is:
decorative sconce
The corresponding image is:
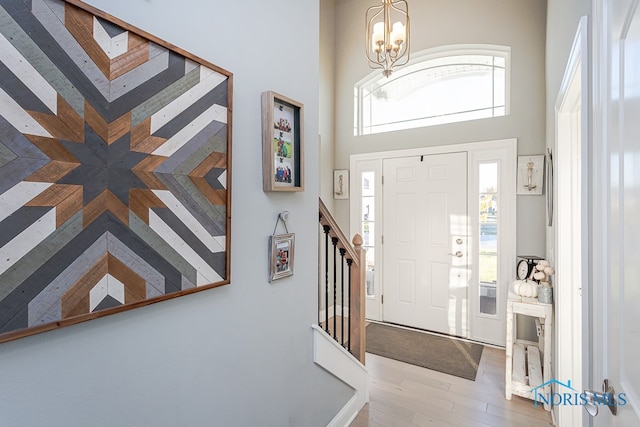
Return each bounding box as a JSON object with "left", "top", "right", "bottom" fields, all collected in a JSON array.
[{"left": 365, "top": 0, "right": 410, "bottom": 77}]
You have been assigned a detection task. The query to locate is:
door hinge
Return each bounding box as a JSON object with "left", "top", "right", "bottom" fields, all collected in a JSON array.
[
  {"left": 381, "top": 175, "right": 384, "bottom": 185},
  {"left": 381, "top": 294, "right": 384, "bottom": 304},
  {"left": 381, "top": 235, "right": 384, "bottom": 244}
]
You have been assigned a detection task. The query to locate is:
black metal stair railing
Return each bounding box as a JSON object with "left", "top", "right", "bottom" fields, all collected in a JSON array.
[{"left": 318, "top": 198, "right": 366, "bottom": 363}]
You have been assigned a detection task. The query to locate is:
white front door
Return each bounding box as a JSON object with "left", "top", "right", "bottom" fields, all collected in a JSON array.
[
  {"left": 591, "top": 0, "right": 640, "bottom": 425},
  {"left": 382, "top": 153, "right": 468, "bottom": 336}
]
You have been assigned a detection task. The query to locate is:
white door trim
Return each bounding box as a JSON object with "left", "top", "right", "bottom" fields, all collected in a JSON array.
[
  {"left": 350, "top": 138, "right": 516, "bottom": 346},
  {"left": 554, "top": 15, "right": 589, "bottom": 427}
]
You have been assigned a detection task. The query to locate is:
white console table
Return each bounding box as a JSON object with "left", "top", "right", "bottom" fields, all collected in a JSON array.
[{"left": 505, "top": 292, "right": 553, "bottom": 411}]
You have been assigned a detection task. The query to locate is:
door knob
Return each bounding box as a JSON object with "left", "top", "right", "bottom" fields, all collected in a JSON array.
[
  {"left": 448, "top": 251, "right": 463, "bottom": 257},
  {"left": 583, "top": 379, "right": 618, "bottom": 417}
]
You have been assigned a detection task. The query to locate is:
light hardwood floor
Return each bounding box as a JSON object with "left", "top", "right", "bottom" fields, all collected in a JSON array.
[{"left": 349, "top": 347, "right": 553, "bottom": 427}]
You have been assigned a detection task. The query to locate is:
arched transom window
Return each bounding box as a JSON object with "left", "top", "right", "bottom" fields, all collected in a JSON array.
[{"left": 354, "top": 45, "right": 510, "bottom": 135}]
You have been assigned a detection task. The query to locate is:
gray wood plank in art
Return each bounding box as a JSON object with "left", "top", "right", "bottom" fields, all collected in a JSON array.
[
  {"left": 105, "top": 231, "right": 166, "bottom": 296},
  {"left": 128, "top": 212, "right": 198, "bottom": 286},
  {"left": 152, "top": 207, "right": 219, "bottom": 267},
  {"left": 171, "top": 130, "right": 227, "bottom": 177},
  {"left": 0, "top": 115, "right": 49, "bottom": 160},
  {"left": 27, "top": 232, "right": 109, "bottom": 326},
  {"left": 161, "top": 173, "right": 225, "bottom": 232},
  {"left": 0, "top": 158, "right": 49, "bottom": 194},
  {"left": 31, "top": 0, "right": 111, "bottom": 101},
  {"left": 109, "top": 50, "right": 170, "bottom": 102},
  {"left": 154, "top": 120, "right": 225, "bottom": 174},
  {"left": 0, "top": 61, "right": 53, "bottom": 114},
  {"left": 104, "top": 53, "right": 188, "bottom": 123},
  {"left": 181, "top": 275, "right": 195, "bottom": 290},
  {"left": 0, "top": 140, "right": 17, "bottom": 168},
  {"left": 107, "top": 214, "right": 183, "bottom": 294},
  {"left": 0, "top": 4, "right": 85, "bottom": 116},
  {"left": 0, "top": 211, "right": 83, "bottom": 302},
  {"left": 0, "top": 206, "right": 51, "bottom": 248},
  {"left": 152, "top": 81, "right": 228, "bottom": 139},
  {"left": 130, "top": 66, "right": 200, "bottom": 128},
  {"left": 203, "top": 168, "right": 227, "bottom": 191}
]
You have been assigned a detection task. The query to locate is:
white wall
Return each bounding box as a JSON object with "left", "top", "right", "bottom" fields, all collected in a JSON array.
[
  {"left": 332, "top": 0, "right": 548, "bottom": 259},
  {"left": 545, "top": 0, "right": 592, "bottom": 423},
  {"left": 320, "top": 0, "right": 337, "bottom": 210},
  {"left": 545, "top": 0, "right": 591, "bottom": 265},
  {"left": 0, "top": 1, "right": 354, "bottom": 426}
]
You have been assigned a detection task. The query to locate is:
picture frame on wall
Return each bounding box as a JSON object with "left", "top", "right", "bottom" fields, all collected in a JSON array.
[
  {"left": 268, "top": 233, "right": 295, "bottom": 281},
  {"left": 262, "top": 91, "right": 304, "bottom": 192},
  {"left": 0, "top": 0, "right": 232, "bottom": 344},
  {"left": 333, "top": 170, "right": 349, "bottom": 199},
  {"left": 516, "top": 155, "right": 544, "bottom": 195}
]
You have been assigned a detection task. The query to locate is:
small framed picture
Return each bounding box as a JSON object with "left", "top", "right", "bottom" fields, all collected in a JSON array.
[
  {"left": 516, "top": 155, "right": 544, "bottom": 195},
  {"left": 262, "top": 91, "right": 304, "bottom": 192},
  {"left": 333, "top": 169, "right": 349, "bottom": 199},
  {"left": 268, "top": 233, "right": 295, "bottom": 282}
]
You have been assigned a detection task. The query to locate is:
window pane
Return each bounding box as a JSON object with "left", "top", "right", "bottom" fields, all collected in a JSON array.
[
  {"left": 362, "top": 197, "right": 375, "bottom": 221},
  {"left": 479, "top": 162, "right": 498, "bottom": 316},
  {"left": 362, "top": 221, "right": 375, "bottom": 247},
  {"left": 365, "top": 247, "right": 375, "bottom": 296},
  {"left": 479, "top": 163, "right": 498, "bottom": 192},
  {"left": 361, "top": 170, "right": 376, "bottom": 297},
  {"left": 356, "top": 48, "right": 510, "bottom": 135},
  {"left": 362, "top": 172, "right": 375, "bottom": 196}
]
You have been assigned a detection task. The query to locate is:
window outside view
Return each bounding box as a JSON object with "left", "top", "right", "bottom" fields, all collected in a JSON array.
[
  {"left": 355, "top": 49, "right": 509, "bottom": 135},
  {"left": 361, "top": 172, "right": 376, "bottom": 297},
  {"left": 479, "top": 162, "right": 498, "bottom": 315}
]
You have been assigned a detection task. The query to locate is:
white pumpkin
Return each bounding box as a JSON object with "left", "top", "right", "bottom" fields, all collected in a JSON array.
[
  {"left": 513, "top": 279, "right": 538, "bottom": 297},
  {"left": 512, "top": 280, "right": 525, "bottom": 294}
]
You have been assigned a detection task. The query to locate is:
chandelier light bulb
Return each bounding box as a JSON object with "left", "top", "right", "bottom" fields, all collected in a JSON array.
[{"left": 365, "top": 0, "right": 410, "bottom": 77}]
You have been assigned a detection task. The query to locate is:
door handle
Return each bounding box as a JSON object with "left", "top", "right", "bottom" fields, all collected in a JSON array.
[
  {"left": 448, "top": 251, "right": 463, "bottom": 258},
  {"left": 583, "top": 379, "right": 617, "bottom": 417}
]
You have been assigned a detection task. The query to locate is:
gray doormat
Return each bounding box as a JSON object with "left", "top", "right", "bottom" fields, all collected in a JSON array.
[{"left": 366, "top": 322, "right": 484, "bottom": 381}]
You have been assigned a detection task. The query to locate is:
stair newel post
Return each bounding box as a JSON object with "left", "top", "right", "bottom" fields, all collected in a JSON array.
[
  {"left": 323, "top": 225, "right": 330, "bottom": 333},
  {"left": 339, "top": 247, "right": 346, "bottom": 347},
  {"left": 351, "top": 234, "right": 366, "bottom": 364},
  {"left": 331, "top": 237, "right": 339, "bottom": 341}
]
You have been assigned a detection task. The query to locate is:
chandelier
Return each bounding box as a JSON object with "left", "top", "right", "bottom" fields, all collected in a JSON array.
[{"left": 365, "top": 0, "right": 410, "bottom": 77}]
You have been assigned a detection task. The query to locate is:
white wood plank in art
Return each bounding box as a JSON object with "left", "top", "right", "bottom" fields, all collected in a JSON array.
[
  {"left": 148, "top": 210, "right": 222, "bottom": 286},
  {"left": 0, "top": 87, "right": 53, "bottom": 138},
  {"left": 151, "top": 189, "right": 225, "bottom": 253},
  {"left": 152, "top": 104, "right": 226, "bottom": 157},
  {"left": 89, "top": 275, "right": 109, "bottom": 312},
  {"left": 107, "top": 274, "right": 125, "bottom": 305},
  {"left": 150, "top": 69, "right": 226, "bottom": 133},
  {"left": 0, "top": 33, "right": 58, "bottom": 114},
  {"left": 92, "top": 17, "right": 128, "bottom": 59},
  {"left": 0, "top": 181, "right": 52, "bottom": 222},
  {"left": 217, "top": 170, "right": 227, "bottom": 189},
  {"left": 0, "top": 208, "right": 55, "bottom": 275}
]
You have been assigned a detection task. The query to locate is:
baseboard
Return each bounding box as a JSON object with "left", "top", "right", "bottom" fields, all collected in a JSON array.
[
  {"left": 312, "top": 324, "right": 368, "bottom": 427},
  {"left": 326, "top": 394, "right": 361, "bottom": 427}
]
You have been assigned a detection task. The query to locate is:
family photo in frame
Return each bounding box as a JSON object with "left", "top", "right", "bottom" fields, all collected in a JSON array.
[
  {"left": 268, "top": 233, "right": 295, "bottom": 282},
  {"left": 262, "top": 91, "right": 304, "bottom": 192}
]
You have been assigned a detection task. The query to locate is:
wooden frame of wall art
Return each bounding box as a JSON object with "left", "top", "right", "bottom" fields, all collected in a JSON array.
[
  {"left": 261, "top": 91, "right": 304, "bottom": 192},
  {"left": 0, "top": 0, "right": 232, "bottom": 343}
]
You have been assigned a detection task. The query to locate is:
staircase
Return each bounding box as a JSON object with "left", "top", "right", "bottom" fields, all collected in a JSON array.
[{"left": 313, "top": 198, "right": 368, "bottom": 426}]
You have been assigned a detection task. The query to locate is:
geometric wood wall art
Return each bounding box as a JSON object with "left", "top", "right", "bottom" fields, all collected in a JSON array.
[{"left": 0, "top": 0, "right": 232, "bottom": 343}]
